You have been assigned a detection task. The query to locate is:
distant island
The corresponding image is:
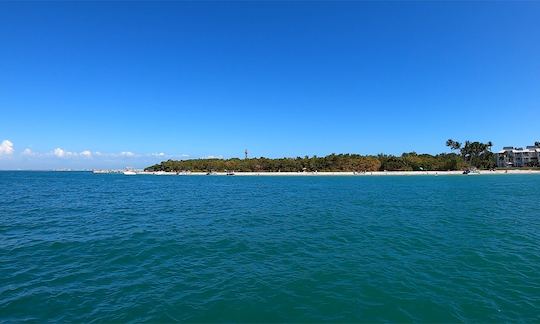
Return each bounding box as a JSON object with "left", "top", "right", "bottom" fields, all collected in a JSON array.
[{"left": 145, "top": 140, "right": 540, "bottom": 173}]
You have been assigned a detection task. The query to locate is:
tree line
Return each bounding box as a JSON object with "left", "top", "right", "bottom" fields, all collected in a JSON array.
[
  {"left": 146, "top": 139, "right": 502, "bottom": 172},
  {"left": 145, "top": 153, "right": 469, "bottom": 172}
]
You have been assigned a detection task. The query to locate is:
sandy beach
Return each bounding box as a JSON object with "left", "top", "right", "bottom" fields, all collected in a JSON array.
[{"left": 125, "top": 170, "right": 540, "bottom": 176}]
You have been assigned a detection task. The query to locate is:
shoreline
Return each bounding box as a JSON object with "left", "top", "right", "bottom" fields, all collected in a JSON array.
[{"left": 94, "top": 170, "right": 540, "bottom": 176}]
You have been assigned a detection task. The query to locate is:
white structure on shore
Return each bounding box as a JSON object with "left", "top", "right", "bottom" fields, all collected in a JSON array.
[{"left": 496, "top": 144, "right": 540, "bottom": 167}]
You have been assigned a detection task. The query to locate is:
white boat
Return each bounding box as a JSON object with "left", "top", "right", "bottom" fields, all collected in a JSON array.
[{"left": 123, "top": 170, "right": 137, "bottom": 175}]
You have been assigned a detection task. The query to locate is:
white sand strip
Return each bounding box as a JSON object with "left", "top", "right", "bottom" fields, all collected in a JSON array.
[{"left": 129, "top": 170, "right": 540, "bottom": 176}]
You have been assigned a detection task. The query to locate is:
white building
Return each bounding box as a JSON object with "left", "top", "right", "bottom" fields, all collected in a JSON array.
[{"left": 496, "top": 145, "right": 540, "bottom": 168}]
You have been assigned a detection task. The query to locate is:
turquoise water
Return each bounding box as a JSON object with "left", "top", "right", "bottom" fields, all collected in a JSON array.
[{"left": 1, "top": 172, "right": 539, "bottom": 322}]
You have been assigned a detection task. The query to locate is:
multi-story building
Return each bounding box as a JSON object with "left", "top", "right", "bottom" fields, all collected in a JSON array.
[{"left": 496, "top": 144, "right": 540, "bottom": 168}]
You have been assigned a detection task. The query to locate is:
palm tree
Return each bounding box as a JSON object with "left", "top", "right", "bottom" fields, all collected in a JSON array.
[{"left": 446, "top": 139, "right": 461, "bottom": 150}]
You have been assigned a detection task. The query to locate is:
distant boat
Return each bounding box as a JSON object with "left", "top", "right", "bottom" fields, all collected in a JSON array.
[
  {"left": 206, "top": 171, "right": 217, "bottom": 175},
  {"left": 123, "top": 170, "right": 137, "bottom": 175},
  {"left": 226, "top": 171, "right": 235, "bottom": 176}
]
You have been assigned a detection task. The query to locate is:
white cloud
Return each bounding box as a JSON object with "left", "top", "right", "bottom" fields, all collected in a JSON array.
[
  {"left": 120, "top": 151, "right": 135, "bottom": 157},
  {"left": 54, "top": 147, "right": 66, "bottom": 158},
  {"left": 22, "top": 148, "right": 35, "bottom": 156},
  {"left": 53, "top": 148, "right": 84, "bottom": 158},
  {"left": 80, "top": 150, "right": 92, "bottom": 158},
  {"left": 0, "top": 140, "right": 14, "bottom": 156},
  {"left": 204, "top": 155, "right": 223, "bottom": 159},
  {"left": 52, "top": 149, "right": 139, "bottom": 159},
  {"left": 8, "top": 145, "right": 185, "bottom": 162}
]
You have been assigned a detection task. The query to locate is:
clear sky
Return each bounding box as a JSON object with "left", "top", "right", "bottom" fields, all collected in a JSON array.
[{"left": 1, "top": 1, "right": 539, "bottom": 169}]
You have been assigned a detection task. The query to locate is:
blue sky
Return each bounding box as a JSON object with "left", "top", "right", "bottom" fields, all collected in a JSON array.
[{"left": 1, "top": 1, "right": 539, "bottom": 169}]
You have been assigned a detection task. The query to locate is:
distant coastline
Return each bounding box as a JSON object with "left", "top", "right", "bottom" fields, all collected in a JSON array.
[
  {"left": 92, "top": 170, "right": 540, "bottom": 176},
  {"left": 144, "top": 140, "right": 540, "bottom": 173}
]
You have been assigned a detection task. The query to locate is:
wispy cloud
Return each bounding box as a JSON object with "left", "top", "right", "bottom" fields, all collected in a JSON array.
[
  {"left": 5, "top": 145, "right": 191, "bottom": 163},
  {"left": 53, "top": 148, "right": 95, "bottom": 158},
  {"left": 0, "top": 140, "right": 14, "bottom": 156},
  {"left": 22, "top": 148, "right": 35, "bottom": 156},
  {"left": 119, "top": 151, "right": 135, "bottom": 157},
  {"left": 0, "top": 144, "right": 192, "bottom": 170},
  {"left": 4, "top": 144, "right": 195, "bottom": 161},
  {"left": 53, "top": 147, "right": 73, "bottom": 158}
]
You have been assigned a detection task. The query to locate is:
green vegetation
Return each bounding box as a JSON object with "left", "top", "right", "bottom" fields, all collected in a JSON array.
[
  {"left": 147, "top": 154, "right": 381, "bottom": 172},
  {"left": 446, "top": 139, "right": 496, "bottom": 169},
  {"left": 378, "top": 152, "right": 465, "bottom": 171},
  {"left": 146, "top": 139, "right": 498, "bottom": 172}
]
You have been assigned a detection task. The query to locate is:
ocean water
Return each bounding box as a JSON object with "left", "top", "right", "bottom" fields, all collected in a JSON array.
[{"left": 1, "top": 171, "right": 539, "bottom": 322}]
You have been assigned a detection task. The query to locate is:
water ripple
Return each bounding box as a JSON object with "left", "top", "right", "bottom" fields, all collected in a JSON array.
[{"left": 1, "top": 172, "right": 540, "bottom": 322}]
